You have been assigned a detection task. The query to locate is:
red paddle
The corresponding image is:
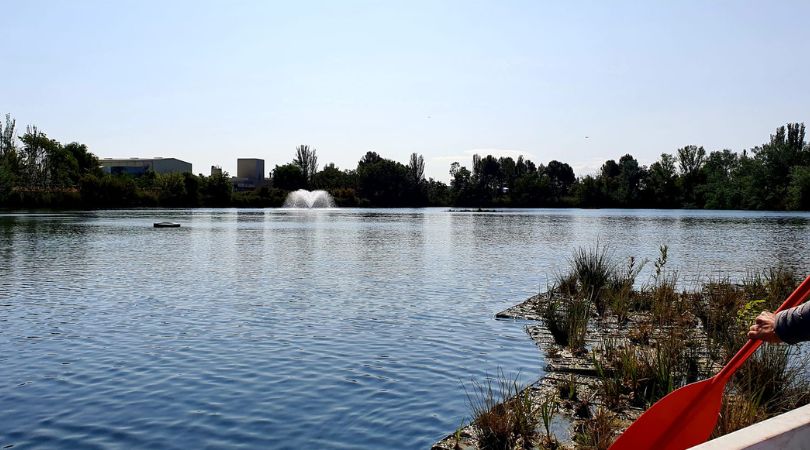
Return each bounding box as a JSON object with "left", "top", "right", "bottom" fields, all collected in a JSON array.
[{"left": 609, "top": 274, "right": 810, "bottom": 450}]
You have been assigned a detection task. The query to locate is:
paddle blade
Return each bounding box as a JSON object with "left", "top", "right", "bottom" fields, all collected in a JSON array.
[{"left": 609, "top": 378, "right": 725, "bottom": 450}]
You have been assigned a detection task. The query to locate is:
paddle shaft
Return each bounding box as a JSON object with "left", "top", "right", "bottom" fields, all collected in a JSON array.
[
  {"left": 715, "top": 275, "right": 810, "bottom": 383},
  {"left": 609, "top": 274, "right": 810, "bottom": 450}
]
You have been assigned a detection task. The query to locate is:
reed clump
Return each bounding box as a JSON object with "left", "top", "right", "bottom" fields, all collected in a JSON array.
[
  {"left": 464, "top": 370, "right": 540, "bottom": 450},
  {"left": 573, "top": 407, "right": 619, "bottom": 450},
  {"left": 571, "top": 243, "right": 616, "bottom": 315},
  {"left": 543, "top": 293, "right": 590, "bottom": 351}
]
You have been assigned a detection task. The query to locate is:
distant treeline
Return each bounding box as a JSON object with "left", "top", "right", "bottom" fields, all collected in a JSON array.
[{"left": 1, "top": 113, "right": 808, "bottom": 210}]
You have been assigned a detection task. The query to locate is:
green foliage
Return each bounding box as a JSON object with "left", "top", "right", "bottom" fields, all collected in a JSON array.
[
  {"left": 293, "top": 144, "right": 318, "bottom": 188},
  {"left": 538, "top": 395, "right": 558, "bottom": 444},
  {"left": 2, "top": 111, "right": 809, "bottom": 210},
  {"left": 79, "top": 174, "right": 138, "bottom": 207},
  {"left": 787, "top": 165, "right": 810, "bottom": 210},
  {"left": 156, "top": 172, "right": 188, "bottom": 206},
  {"left": 0, "top": 164, "right": 12, "bottom": 204},
  {"left": 272, "top": 163, "right": 306, "bottom": 191},
  {"left": 200, "top": 172, "right": 233, "bottom": 206},
  {"left": 357, "top": 155, "right": 415, "bottom": 206}
]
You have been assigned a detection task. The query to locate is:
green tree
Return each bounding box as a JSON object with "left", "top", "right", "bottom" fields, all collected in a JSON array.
[
  {"left": 787, "top": 166, "right": 810, "bottom": 210},
  {"left": 272, "top": 163, "right": 306, "bottom": 191},
  {"left": 64, "top": 142, "right": 101, "bottom": 180},
  {"left": 734, "top": 150, "right": 768, "bottom": 209},
  {"left": 45, "top": 145, "right": 79, "bottom": 189},
  {"left": 597, "top": 159, "right": 621, "bottom": 206},
  {"left": 19, "top": 126, "right": 61, "bottom": 189},
  {"left": 449, "top": 162, "right": 476, "bottom": 205},
  {"left": 752, "top": 123, "right": 808, "bottom": 209},
  {"left": 545, "top": 160, "right": 576, "bottom": 204},
  {"left": 183, "top": 172, "right": 200, "bottom": 206},
  {"left": 79, "top": 174, "right": 137, "bottom": 208},
  {"left": 425, "top": 178, "right": 450, "bottom": 206},
  {"left": 498, "top": 156, "right": 517, "bottom": 192},
  {"left": 359, "top": 151, "right": 383, "bottom": 166},
  {"left": 200, "top": 171, "right": 233, "bottom": 206},
  {"left": 293, "top": 145, "right": 318, "bottom": 187},
  {"left": 0, "top": 114, "right": 19, "bottom": 175},
  {"left": 644, "top": 153, "right": 680, "bottom": 208},
  {"left": 312, "top": 163, "right": 354, "bottom": 191},
  {"left": 156, "top": 172, "right": 188, "bottom": 206},
  {"left": 615, "top": 154, "right": 645, "bottom": 207},
  {"left": 700, "top": 149, "right": 740, "bottom": 209},
  {"left": 0, "top": 164, "right": 12, "bottom": 203},
  {"left": 677, "top": 145, "right": 706, "bottom": 208},
  {"left": 573, "top": 175, "right": 603, "bottom": 207},
  {"left": 357, "top": 156, "right": 410, "bottom": 206},
  {"left": 512, "top": 171, "right": 551, "bottom": 206},
  {"left": 408, "top": 153, "right": 425, "bottom": 185}
]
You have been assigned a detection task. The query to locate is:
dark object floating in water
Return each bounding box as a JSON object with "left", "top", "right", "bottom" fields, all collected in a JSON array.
[{"left": 153, "top": 222, "right": 181, "bottom": 228}]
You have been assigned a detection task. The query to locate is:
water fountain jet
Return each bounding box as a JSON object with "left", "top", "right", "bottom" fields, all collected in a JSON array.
[{"left": 283, "top": 189, "right": 336, "bottom": 208}]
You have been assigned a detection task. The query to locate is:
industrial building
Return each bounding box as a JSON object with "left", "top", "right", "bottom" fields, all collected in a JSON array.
[
  {"left": 234, "top": 158, "right": 265, "bottom": 190},
  {"left": 101, "top": 157, "right": 192, "bottom": 175},
  {"left": 237, "top": 159, "right": 265, "bottom": 181}
]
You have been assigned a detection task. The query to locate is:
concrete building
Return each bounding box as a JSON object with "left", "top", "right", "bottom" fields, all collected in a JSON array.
[
  {"left": 211, "top": 166, "right": 223, "bottom": 176},
  {"left": 234, "top": 158, "right": 265, "bottom": 191},
  {"left": 237, "top": 159, "right": 265, "bottom": 181},
  {"left": 101, "top": 157, "right": 192, "bottom": 175}
]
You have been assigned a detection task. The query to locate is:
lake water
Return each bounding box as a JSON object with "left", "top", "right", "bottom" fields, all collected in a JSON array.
[{"left": 2, "top": 208, "right": 810, "bottom": 449}]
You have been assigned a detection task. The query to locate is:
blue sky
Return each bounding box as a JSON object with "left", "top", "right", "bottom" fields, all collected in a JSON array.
[{"left": 3, "top": 1, "right": 809, "bottom": 182}]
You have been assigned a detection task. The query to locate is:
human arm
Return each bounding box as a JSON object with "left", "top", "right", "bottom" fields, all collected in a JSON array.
[
  {"left": 774, "top": 302, "right": 810, "bottom": 344},
  {"left": 748, "top": 303, "right": 810, "bottom": 344}
]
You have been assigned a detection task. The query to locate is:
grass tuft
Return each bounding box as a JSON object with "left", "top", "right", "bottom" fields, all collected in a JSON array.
[{"left": 464, "top": 370, "right": 541, "bottom": 449}]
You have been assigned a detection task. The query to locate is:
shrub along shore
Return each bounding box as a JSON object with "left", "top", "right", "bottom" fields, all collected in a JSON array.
[{"left": 433, "top": 245, "right": 809, "bottom": 450}]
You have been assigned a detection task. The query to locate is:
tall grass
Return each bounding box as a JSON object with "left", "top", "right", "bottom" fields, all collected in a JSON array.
[
  {"left": 574, "top": 407, "right": 618, "bottom": 450},
  {"left": 543, "top": 294, "right": 590, "bottom": 351},
  {"left": 464, "top": 370, "right": 540, "bottom": 449},
  {"left": 606, "top": 256, "right": 645, "bottom": 323},
  {"left": 571, "top": 243, "right": 616, "bottom": 315}
]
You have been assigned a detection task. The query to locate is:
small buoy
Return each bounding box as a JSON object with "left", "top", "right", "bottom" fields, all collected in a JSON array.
[{"left": 153, "top": 222, "right": 181, "bottom": 228}]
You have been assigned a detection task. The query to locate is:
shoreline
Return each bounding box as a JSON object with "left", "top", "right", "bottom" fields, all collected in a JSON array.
[{"left": 432, "top": 291, "right": 718, "bottom": 449}]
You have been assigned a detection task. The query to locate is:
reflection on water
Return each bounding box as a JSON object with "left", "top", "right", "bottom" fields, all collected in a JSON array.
[{"left": 1, "top": 208, "right": 809, "bottom": 449}]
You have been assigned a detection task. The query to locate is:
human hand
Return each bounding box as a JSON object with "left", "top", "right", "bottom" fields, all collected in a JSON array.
[{"left": 747, "top": 311, "right": 782, "bottom": 343}]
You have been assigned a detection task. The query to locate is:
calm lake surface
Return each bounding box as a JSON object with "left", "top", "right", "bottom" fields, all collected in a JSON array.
[{"left": 2, "top": 208, "right": 810, "bottom": 449}]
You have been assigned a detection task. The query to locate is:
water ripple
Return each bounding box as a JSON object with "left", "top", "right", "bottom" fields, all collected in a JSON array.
[{"left": 1, "top": 208, "right": 809, "bottom": 449}]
